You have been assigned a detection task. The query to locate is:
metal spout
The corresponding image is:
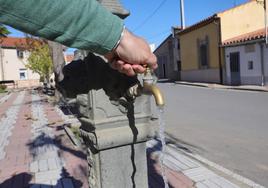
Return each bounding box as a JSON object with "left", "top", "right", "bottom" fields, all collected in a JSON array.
[
  {"left": 142, "top": 67, "right": 164, "bottom": 107},
  {"left": 143, "top": 82, "right": 165, "bottom": 107},
  {"left": 126, "top": 66, "right": 165, "bottom": 107}
]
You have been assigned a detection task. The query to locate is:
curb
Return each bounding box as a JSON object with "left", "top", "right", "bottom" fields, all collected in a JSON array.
[
  {"left": 174, "top": 81, "right": 268, "bottom": 92},
  {"left": 163, "top": 135, "right": 265, "bottom": 188}
]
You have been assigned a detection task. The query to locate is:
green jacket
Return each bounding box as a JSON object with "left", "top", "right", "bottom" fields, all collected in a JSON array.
[{"left": 0, "top": 0, "right": 124, "bottom": 55}]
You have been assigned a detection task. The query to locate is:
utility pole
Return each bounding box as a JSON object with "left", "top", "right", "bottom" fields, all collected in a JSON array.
[
  {"left": 264, "top": 0, "right": 267, "bottom": 86},
  {"left": 265, "top": 0, "right": 268, "bottom": 44},
  {"left": 180, "top": 0, "right": 185, "bottom": 29},
  {"left": 0, "top": 45, "right": 4, "bottom": 81}
]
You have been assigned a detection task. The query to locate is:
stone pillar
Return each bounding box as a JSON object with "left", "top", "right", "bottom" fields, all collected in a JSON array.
[
  {"left": 78, "top": 84, "right": 155, "bottom": 188},
  {"left": 57, "top": 51, "right": 156, "bottom": 188},
  {"left": 57, "top": 1, "right": 155, "bottom": 186}
]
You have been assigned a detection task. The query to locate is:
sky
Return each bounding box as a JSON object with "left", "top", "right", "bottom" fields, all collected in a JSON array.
[{"left": 7, "top": 0, "right": 248, "bottom": 51}]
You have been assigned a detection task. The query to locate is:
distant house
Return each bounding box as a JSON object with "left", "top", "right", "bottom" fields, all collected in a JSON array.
[
  {"left": 0, "top": 37, "right": 40, "bottom": 88},
  {"left": 64, "top": 54, "right": 74, "bottom": 64},
  {"left": 154, "top": 27, "right": 181, "bottom": 80},
  {"left": 223, "top": 28, "right": 268, "bottom": 86},
  {"left": 179, "top": 0, "right": 265, "bottom": 84}
]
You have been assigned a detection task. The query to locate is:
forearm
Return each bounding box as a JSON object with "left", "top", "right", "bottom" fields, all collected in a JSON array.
[{"left": 0, "top": 0, "right": 123, "bottom": 54}]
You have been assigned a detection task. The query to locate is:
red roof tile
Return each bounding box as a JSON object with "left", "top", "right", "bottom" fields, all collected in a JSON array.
[
  {"left": 222, "top": 28, "right": 266, "bottom": 46},
  {"left": 65, "top": 54, "right": 74, "bottom": 62},
  {"left": 0, "top": 37, "right": 27, "bottom": 48}
]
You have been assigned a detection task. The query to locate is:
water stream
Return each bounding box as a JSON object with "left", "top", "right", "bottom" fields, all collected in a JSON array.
[{"left": 158, "top": 107, "right": 169, "bottom": 188}]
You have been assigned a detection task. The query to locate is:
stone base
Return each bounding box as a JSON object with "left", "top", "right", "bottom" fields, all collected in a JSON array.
[{"left": 88, "top": 142, "right": 148, "bottom": 188}]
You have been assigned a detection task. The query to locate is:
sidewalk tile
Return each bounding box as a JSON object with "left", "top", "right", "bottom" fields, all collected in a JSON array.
[{"left": 38, "top": 159, "right": 49, "bottom": 172}]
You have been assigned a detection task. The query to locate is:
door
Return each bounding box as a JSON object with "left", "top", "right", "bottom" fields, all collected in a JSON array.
[
  {"left": 177, "top": 61, "right": 181, "bottom": 80},
  {"left": 162, "top": 63, "right": 166, "bottom": 78},
  {"left": 230, "top": 52, "right": 241, "bottom": 85}
]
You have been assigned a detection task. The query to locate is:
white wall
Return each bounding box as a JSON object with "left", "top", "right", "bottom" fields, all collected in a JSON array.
[
  {"left": 262, "top": 44, "right": 268, "bottom": 84},
  {"left": 225, "top": 42, "right": 268, "bottom": 85},
  {"left": 1, "top": 48, "right": 39, "bottom": 81}
]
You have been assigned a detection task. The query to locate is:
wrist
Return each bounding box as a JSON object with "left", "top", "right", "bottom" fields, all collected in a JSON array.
[
  {"left": 112, "top": 25, "right": 126, "bottom": 52},
  {"left": 104, "top": 26, "right": 126, "bottom": 61}
]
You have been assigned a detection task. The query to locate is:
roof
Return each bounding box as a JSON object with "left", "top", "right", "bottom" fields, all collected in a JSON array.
[
  {"left": 153, "top": 34, "right": 172, "bottom": 53},
  {"left": 222, "top": 28, "right": 266, "bottom": 46},
  {"left": 0, "top": 37, "right": 27, "bottom": 48},
  {"left": 98, "top": 0, "right": 130, "bottom": 18},
  {"left": 153, "top": 26, "right": 182, "bottom": 53},
  {"left": 178, "top": 14, "right": 219, "bottom": 35}
]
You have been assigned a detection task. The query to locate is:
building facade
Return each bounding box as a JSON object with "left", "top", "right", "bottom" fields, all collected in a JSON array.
[
  {"left": 154, "top": 27, "right": 181, "bottom": 80},
  {"left": 179, "top": 0, "right": 265, "bottom": 84},
  {"left": 223, "top": 28, "right": 268, "bottom": 86},
  {"left": 0, "top": 37, "right": 40, "bottom": 88},
  {"left": 179, "top": 16, "right": 222, "bottom": 83}
]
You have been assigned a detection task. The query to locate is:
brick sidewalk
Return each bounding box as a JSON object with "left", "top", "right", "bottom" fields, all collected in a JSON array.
[
  {"left": 0, "top": 90, "right": 88, "bottom": 188},
  {"left": 1, "top": 90, "right": 247, "bottom": 188}
]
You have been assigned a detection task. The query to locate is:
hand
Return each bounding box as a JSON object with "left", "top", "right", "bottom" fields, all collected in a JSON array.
[{"left": 105, "top": 28, "right": 157, "bottom": 76}]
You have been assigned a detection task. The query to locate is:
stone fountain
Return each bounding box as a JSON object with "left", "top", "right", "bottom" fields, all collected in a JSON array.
[{"left": 57, "top": 1, "right": 164, "bottom": 187}]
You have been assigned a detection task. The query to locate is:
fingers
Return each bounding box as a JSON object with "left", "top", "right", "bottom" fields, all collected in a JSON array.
[
  {"left": 132, "top": 64, "right": 146, "bottom": 74},
  {"left": 110, "top": 60, "right": 147, "bottom": 76},
  {"left": 146, "top": 54, "right": 158, "bottom": 70}
]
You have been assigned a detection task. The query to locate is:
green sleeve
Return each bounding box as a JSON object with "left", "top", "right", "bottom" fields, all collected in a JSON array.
[{"left": 0, "top": 0, "right": 124, "bottom": 55}]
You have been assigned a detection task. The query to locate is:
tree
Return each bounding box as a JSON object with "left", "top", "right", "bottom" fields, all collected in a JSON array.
[
  {"left": 0, "top": 24, "right": 10, "bottom": 38},
  {"left": 24, "top": 37, "right": 53, "bottom": 84},
  {"left": 0, "top": 24, "right": 10, "bottom": 81}
]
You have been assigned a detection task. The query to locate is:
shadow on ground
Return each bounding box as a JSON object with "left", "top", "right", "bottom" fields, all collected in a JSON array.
[
  {"left": 27, "top": 125, "right": 86, "bottom": 161},
  {"left": 0, "top": 168, "right": 83, "bottom": 188},
  {"left": 147, "top": 141, "right": 173, "bottom": 188}
]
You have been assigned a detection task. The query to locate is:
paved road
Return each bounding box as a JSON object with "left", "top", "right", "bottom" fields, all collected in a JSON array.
[{"left": 154, "top": 83, "right": 268, "bottom": 187}]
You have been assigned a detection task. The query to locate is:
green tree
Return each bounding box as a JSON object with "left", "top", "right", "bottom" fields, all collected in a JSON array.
[
  {"left": 25, "top": 39, "right": 53, "bottom": 84},
  {"left": 0, "top": 24, "right": 10, "bottom": 38}
]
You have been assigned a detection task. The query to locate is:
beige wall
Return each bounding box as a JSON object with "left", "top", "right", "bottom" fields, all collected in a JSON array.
[
  {"left": 181, "top": 69, "right": 220, "bottom": 83},
  {"left": 180, "top": 21, "right": 220, "bottom": 71},
  {"left": 218, "top": 0, "right": 265, "bottom": 42},
  {"left": 0, "top": 48, "right": 40, "bottom": 87}
]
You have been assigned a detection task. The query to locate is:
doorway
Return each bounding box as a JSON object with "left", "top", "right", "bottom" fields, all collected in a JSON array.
[
  {"left": 162, "top": 63, "right": 166, "bottom": 78},
  {"left": 230, "top": 52, "right": 241, "bottom": 85}
]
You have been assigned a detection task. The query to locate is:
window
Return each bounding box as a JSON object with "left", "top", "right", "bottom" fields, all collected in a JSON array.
[
  {"left": 17, "top": 49, "right": 24, "bottom": 58},
  {"left": 248, "top": 61, "right": 254, "bottom": 70},
  {"left": 19, "top": 69, "right": 27, "bottom": 80},
  {"left": 197, "top": 36, "right": 209, "bottom": 68},
  {"left": 200, "top": 44, "right": 208, "bottom": 67},
  {"left": 177, "top": 41, "right": 180, "bottom": 50}
]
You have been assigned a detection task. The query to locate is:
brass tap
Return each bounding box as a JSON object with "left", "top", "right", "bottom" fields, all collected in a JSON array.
[{"left": 127, "top": 66, "right": 165, "bottom": 107}]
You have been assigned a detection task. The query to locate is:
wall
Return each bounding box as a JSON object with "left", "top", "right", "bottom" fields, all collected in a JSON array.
[
  {"left": 154, "top": 35, "right": 180, "bottom": 80},
  {"left": 219, "top": 1, "right": 265, "bottom": 42},
  {"left": 181, "top": 69, "right": 220, "bottom": 83},
  {"left": 225, "top": 42, "right": 268, "bottom": 85},
  {"left": 260, "top": 43, "right": 268, "bottom": 85},
  {"left": 180, "top": 21, "right": 221, "bottom": 83},
  {"left": 0, "top": 48, "right": 40, "bottom": 87}
]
